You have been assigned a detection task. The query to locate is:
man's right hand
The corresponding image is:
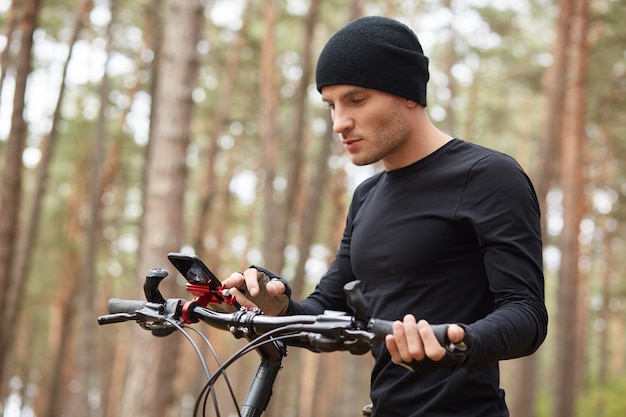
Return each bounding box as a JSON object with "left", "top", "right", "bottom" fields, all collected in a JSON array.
[
  {"left": 385, "top": 315, "right": 469, "bottom": 372},
  {"left": 222, "top": 268, "right": 290, "bottom": 316}
]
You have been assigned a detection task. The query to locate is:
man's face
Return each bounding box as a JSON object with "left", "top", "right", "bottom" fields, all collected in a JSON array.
[{"left": 321, "top": 85, "right": 412, "bottom": 169}]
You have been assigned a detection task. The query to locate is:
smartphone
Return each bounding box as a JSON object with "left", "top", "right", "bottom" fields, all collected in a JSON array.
[{"left": 167, "top": 252, "right": 240, "bottom": 311}]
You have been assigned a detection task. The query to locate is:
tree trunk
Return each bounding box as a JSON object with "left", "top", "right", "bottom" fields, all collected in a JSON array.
[
  {"left": 118, "top": 1, "right": 203, "bottom": 416},
  {"left": 259, "top": 0, "right": 282, "bottom": 272},
  {"left": 292, "top": 127, "right": 334, "bottom": 299},
  {"left": 298, "top": 350, "right": 321, "bottom": 417},
  {"left": 0, "top": 0, "right": 91, "bottom": 406},
  {"left": 442, "top": 0, "right": 457, "bottom": 135},
  {"left": 193, "top": 2, "right": 251, "bottom": 259},
  {"left": 531, "top": 0, "right": 572, "bottom": 199},
  {"left": 462, "top": 55, "right": 480, "bottom": 142},
  {"left": 595, "top": 127, "right": 618, "bottom": 416},
  {"left": 508, "top": 355, "right": 540, "bottom": 417},
  {"left": 76, "top": 1, "right": 112, "bottom": 415},
  {"left": 273, "top": 0, "right": 321, "bottom": 276},
  {"left": 8, "top": 0, "right": 90, "bottom": 324},
  {"left": 596, "top": 211, "right": 614, "bottom": 417},
  {"left": 35, "top": 164, "right": 88, "bottom": 417},
  {"left": 314, "top": 353, "right": 341, "bottom": 417},
  {"left": 552, "top": 0, "right": 589, "bottom": 416},
  {"left": 0, "top": 0, "right": 20, "bottom": 104},
  {"left": 0, "top": 0, "right": 41, "bottom": 386},
  {"left": 507, "top": 3, "right": 573, "bottom": 416}
]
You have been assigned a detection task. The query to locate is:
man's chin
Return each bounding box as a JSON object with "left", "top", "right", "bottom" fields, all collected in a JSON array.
[{"left": 349, "top": 155, "right": 378, "bottom": 167}]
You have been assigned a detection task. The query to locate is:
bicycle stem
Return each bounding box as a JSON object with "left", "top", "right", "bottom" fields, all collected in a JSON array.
[{"left": 240, "top": 360, "right": 282, "bottom": 417}]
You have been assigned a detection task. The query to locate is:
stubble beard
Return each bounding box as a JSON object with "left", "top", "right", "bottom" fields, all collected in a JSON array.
[{"left": 350, "top": 106, "right": 411, "bottom": 167}]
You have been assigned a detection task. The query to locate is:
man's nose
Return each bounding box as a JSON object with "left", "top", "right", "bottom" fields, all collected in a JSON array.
[{"left": 332, "top": 108, "right": 354, "bottom": 134}]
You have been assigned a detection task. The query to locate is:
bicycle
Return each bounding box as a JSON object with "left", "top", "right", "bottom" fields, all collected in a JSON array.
[{"left": 98, "top": 253, "right": 462, "bottom": 417}]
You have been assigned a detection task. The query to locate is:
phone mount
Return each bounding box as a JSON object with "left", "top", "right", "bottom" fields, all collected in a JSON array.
[{"left": 167, "top": 252, "right": 240, "bottom": 312}]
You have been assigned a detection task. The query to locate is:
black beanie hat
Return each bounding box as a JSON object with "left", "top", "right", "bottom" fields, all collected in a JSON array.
[{"left": 316, "top": 16, "right": 429, "bottom": 107}]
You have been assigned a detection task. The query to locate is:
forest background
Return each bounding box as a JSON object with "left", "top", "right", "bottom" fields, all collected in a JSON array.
[{"left": 0, "top": 0, "right": 624, "bottom": 416}]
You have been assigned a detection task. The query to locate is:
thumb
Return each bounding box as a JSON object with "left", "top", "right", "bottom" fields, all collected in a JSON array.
[
  {"left": 266, "top": 279, "right": 286, "bottom": 296},
  {"left": 448, "top": 324, "right": 465, "bottom": 344}
]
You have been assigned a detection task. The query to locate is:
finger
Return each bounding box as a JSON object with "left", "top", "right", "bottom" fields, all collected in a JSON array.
[
  {"left": 227, "top": 287, "right": 257, "bottom": 310},
  {"left": 403, "top": 315, "right": 425, "bottom": 362},
  {"left": 385, "top": 321, "right": 402, "bottom": 363},
  {"left": 417, "top": 320, "right": 446, "bottom": 361},
  {"left": 392, "top": 319, "right": 419, "bottom": 363},
  {"left": 221, "top": 272, "right": 245, "bottom": 289},
  {"left": 266, "top": 278, "right": 286, "bottom": 296},
  {"left": 385, "top": 333, "right": 402, "bottom": 363},
  {"left": 448, "top": 324, "right": 465, "bottom": 344},
  {"left": 242, "top": 268, "right": 261, "bottom": 296}
]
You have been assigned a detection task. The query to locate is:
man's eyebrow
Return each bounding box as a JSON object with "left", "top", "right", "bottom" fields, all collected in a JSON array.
[{"left": 322, "top": 87, "right": 370, "bottom": 103}]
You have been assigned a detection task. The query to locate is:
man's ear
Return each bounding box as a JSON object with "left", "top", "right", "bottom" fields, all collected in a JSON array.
[{"left": 404, "top": 98, "right": 419, "bottom": 108}]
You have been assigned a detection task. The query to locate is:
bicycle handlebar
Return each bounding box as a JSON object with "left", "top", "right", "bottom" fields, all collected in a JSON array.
[
  {"left": 97, "top": 262, "right": 467, "bottom": 417},
  {"left": 107, "top": 298, "right": 147, "bottom": 315},
  {"left": 99, "top": 291, "right": 461, "bottom": 355}
]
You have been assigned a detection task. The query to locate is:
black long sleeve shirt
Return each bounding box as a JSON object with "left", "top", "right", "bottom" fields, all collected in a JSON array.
[{"left": 287, "top": 139, "right": 548, "bottom": 416}]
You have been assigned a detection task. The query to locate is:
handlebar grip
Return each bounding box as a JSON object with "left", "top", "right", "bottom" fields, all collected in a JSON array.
[
  {"left": 107, "top": 298, "right": 147, "bottom": 314},
  {"left": 367, "top": 318, "right": 449, "bottom": 347}
]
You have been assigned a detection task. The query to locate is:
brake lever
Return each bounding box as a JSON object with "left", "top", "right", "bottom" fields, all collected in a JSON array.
[
  {"left": 296, "top": 330, "right": 371, "bottom": 355},
  {"left": 98, "top": 306, "right": 177, "bottom": 337},
  {"left": 98, "top": 313, "right": 137, "bottom": 325},
  {"left": 135, "top": 300, "right": 183, "bottom": 337}
]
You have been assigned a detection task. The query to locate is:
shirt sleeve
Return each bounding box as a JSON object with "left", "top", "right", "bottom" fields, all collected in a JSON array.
[{"left": 457, "top": 153, "right": 548, "bottom": 367}]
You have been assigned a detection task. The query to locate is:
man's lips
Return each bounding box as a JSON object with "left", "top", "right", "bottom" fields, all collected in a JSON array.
[{"left": 343, "top": 138, "right": 362, "bottom": 151}]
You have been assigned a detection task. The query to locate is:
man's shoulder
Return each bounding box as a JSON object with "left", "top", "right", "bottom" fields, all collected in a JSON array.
[
  {"left": 451, "top": 139, "right": 509, "bottom": 159},
  {"left": 355, "top": 170, "right": 385, "bottom": 192},
  {"left": 449, "top": 139, "right": 523, "bottom": 172},
  {"left": 348, "top": 171, "right": 386, "bottom": 210}
]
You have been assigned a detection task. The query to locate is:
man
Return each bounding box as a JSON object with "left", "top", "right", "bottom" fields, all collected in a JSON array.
[{"left": 222, "top": 16, "right": 548, "bottom": 416}]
